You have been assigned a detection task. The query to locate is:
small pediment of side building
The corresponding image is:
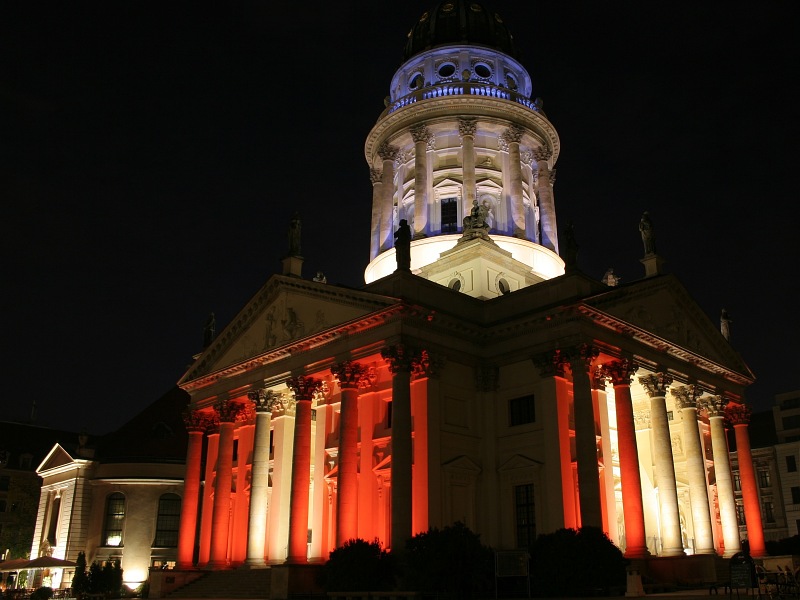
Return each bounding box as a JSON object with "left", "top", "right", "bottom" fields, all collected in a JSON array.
[
  {"left": 585, "top": 275, "right": 751, "bottom": 375},
  {"left": 37, "top": 444, "right": 78, "bottom": 474},
  {"left": 498, "top": 454, "right": 543, "bottom": 473},
  {"left": 181, "top": 275, "right": 399, "bottom": 382},
  {"left": 442, "top": 455, "right": 482, "bottom": 474}
]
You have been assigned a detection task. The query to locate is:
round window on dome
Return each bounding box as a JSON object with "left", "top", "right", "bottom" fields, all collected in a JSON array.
[
  {"left": 449, "top": 279, "right": 462, "bottom": 292},
  {"left": 438, "top": 63, "right": 456, "bottom": 78},
  {"left": 470, "top": 3, "right": 483, "bottom": 11},
  {"left": 409, "top": 73, "right": 424, "bottom": 91},
  {"left": 498, "top": 279, "right": 510, "bottom": 295},
  {"left": 474, "top": 63, "right": 492, "bottom": 79},
  {"left": 442, "top": 3, "right": 454, "bottom": 12},
  {"left": 420, "top": 11, "right": 429, "bottom": 22},
  {"left": 505, "top": 72, "right": 518, "bottom": 90}
]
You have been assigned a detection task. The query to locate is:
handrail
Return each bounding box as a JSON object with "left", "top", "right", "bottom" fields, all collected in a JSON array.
[{"left": 380, "top": 83, "right": 543, "bottom": 118}]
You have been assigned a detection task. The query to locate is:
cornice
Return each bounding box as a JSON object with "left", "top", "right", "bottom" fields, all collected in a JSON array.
[{"left": 365, "top": 96, "right": 560, "bottom": 166}]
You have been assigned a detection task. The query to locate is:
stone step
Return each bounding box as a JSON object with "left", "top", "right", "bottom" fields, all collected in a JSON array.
[{"left": 167, "top": 569, "right": 272, "bottom": 599}]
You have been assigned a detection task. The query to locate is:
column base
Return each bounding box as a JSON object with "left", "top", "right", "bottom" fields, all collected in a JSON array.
[{"left": 242, "top": 559, "right": 268, "bottom": 569}]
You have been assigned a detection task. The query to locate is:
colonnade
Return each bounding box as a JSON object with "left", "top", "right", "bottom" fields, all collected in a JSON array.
[
  {"left": 543, "top": 346, "right": 764, "bottom": 559},
  {"left": 176, "top": 348, "right": 431, "bottom": 569},
  {"left": 369, "top": 118, "right": 559, "bottom": 260}
]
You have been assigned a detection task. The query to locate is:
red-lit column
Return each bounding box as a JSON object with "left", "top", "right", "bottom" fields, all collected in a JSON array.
[
  {"left": 208, "top": 398, "right": 242, "bottom": 568},
  {"left": 639, "top": 372, "right": 684, "bottom": 556},
  {"left": 177, "top": 410, "right": 209, "bottom": 568},
  {"left": 569, "top": 344, "right": 602, "bottom": 528},
  {"left": 671, "top": 385, "right": 715, "bottom": 554},
  {"left": 286, "top": 376, "right": 321, "bottom": 563},
  {"left": 727, "top": 401, "right": 766, "bottom": 557},
  {"left": 382, "top": 344, "right": 417, "bottom": 554},
  {"left": 704, "top": 395, "right": 741, "bottom": 556},
  {"left": 331, "top": 361, "right": 368, "bottom": 547},
  {"left": 603, "top": 360, "right": 648, "bottom": 558},
  {"left": 245, "top": 388, "right": 279, "bottom": 567}
]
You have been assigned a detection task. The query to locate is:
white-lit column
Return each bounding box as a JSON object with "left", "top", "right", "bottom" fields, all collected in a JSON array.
[
  {"left": 671, "top": 385, "right": 715, "bottom": 554},
  {"left": 411, "top": 124, "right": 431, "bottom": 239},
  {"left": 245, "top": 388, "right": 278, "bottom": 567},
  {"left": 503, "top": 125, "right": 526, "bottom": 238},
  {"left": 535, "top": 147, "right": 558, "bottom": 253},
  {"left": 704, "top": 395, "right": 741, "bottom": 557},
  {"left": 378, "top": 143, "right": 399, "bottom": 252},
  {"left": 459, "top": 118, "right": 477, "bottom": 221},
  {"left": 639, "top": 373, "right": 684, "bottom": 556},
  {"left": 369, "top": 168, "right": 383, "bottom": 260}
]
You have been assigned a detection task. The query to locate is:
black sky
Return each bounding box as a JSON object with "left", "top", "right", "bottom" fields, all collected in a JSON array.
[{"left": 3, "top": 2, "right": 799, "bottom": 434}]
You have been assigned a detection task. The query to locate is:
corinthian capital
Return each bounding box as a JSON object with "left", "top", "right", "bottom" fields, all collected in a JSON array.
[
  {"left": 501, "top": 124, "right": 524, "bottom": 144},
  {"left": 533, "top": 146, "right": 552, "bottom": 162},
  {"left": 247, "top": 387, "right": 282, "bottom": 413},
  {"left": 520, "top": 150, "right": 534, "bottom": 166},
  {"left": 566, "top": 344, "right": 599, "bottom": 373},
  {"left": 377, "top": 143, "right": 399, "bottom": 162},
  {"left": 725, "top": 401, "right": 752, "bottom": 425},
  {"left": 214, "top": 397, "right": 244, "bottom": 423},
  {"left": 458, "top": 117, "right": 478, "bottom": 138},
  {"left": 532, "top": 349, "right": 568, "bottom": 378},
  {"left": 381, "top": 344, "right": 440, "bottom": 379},
  {"left": 370, "top": 168, "right": 382, "bottom": 184},
  {"left": 638, "top": 373, "right": 673, "bottom": 397},
  {"left": 701, "top": 394, "right": 727, "bottom": 417},
  {"left": 331, "top": 361, "right": 369, "bottom": 389},
  {"left": 670, "top": 385, "right": 702, "bottom": 412},
  {"left": 600, "top": 359, "right": 638, "bottom": 386},
  {"left": 183, "top": 409, "right": 212, "bottom": 432},
  {"left": 287, "top": 376, "right": 322, "bottom": 401},
  {"left": 410, "top": 124, "right": 432, "bottom": 144}
]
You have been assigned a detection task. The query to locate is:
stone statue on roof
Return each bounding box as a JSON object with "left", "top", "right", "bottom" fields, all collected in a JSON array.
[{"left": 639, "top": 211, "right": 656, "bottom": 256}]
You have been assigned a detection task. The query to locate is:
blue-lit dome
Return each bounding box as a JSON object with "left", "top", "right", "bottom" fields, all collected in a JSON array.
[{"left": 403, "top": 0, "right": 519, "bottom": 62}]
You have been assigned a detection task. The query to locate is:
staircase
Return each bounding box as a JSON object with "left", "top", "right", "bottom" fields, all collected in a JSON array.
[{"left": 167, "top": 568, "right": 272, "bottom": 599}]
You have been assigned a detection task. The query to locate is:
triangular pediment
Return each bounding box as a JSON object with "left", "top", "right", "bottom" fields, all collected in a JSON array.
[
  {"left": 442, "top": 455, "right": 482, "bottom": 473},
  {"left": 498, "top": 454, "right": 542, "bottom": 472},
  {"left": 181, "top": 275, "right": 398, "bottom": 382},
  {"left": 37, "top": 444, "right": 77, "bottom": 474},
  {"left": 585, "top": 274, "right": 752, "bottom": 378}
]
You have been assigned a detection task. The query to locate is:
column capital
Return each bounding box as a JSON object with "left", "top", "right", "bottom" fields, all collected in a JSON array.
[
  {"left": 370, "top": 168, "right": 382, "bottom": 184},
  {"left": 497, "top": 136, "right": 509, "bottom": 152},
  {"left": 520, "top": 149, "right": 534, "bottom": 166},
  {"left": 501, "top": 124, "right": 524, "bottom": 144},
  {"left": 377, "top": 143, "right": 399, "bottom": 161},
  {"left": 382, "top": 345, "right": 441, "bottom": 379},
  {"left": 410, "top": 123, "right": 432, "bottom": 144},
  {"left": 599, "top": 359, "right": 638, "bottom": 386},
  {"left": 247, "top": 387, "right": 282, "bottom": 412},
  {"left": 331, "top": 361, "right": 374, "bottom": 389},
  {"left": 475, "top": 363, "right": 500, "bottom": 392},
  {"left": 458, "top": 117, "right": 478, "bottom": 138},
  {"left": 214, "top": 397, "right": 244, "bottom": 423},
  {"left": 533, "top": 146, "right": 552, "bottom": 163},
  {"left": 565, "top": 343, "right": 599, "bottom": 373},
  {"left": 671, "top": 385, "right": 703, "bottom": 411},
  {"left": 287, "top": 376, "right": 322, "bottom": 401},
  {"left": 701, "top": 394, "right": 727, "bottom": 417},
  {"left": 182, "top": 409, "right": 212, "bottom": 432},
  {"left": 725, "top": 401, "right": 752, "bottom": 425},
  {"left": 532, "top": 349, "right": 568, "bottom": 378},
  {"left": 638, "top": 372, "right": 673, "bottom": 397}
]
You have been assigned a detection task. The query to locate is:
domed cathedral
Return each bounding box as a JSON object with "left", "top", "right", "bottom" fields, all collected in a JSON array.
[
  {"left": 364, "top": 0, "right": 563, "bottom": 295},
  {"left": 170, "top": 0, "right": 764, "bottom": 590}
]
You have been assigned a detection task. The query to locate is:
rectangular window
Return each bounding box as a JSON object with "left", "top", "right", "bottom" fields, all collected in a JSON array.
[
  {"left": 514, "top": 484, "right": 536, "bottom": 549},
  {"left": 232, "top": 439, "right": 239, "bottom": 463},
  {"left": 764, "top": 500, "right": 776, "bottom": 524},
  {"left": 509, "top": 395, "right": 535, "bottom": 426},
  {"left": 154, "top": 494, "right": 182, "bottom": 548},
  {"left": 788, "top": 455, "right": 798, "bottom": 473},
  {"left": 783, "top": 415, "right": 800, "bottom": 429},
  {"left": 386, "top": 401, "right": 393, "bottom": 429},
  {"left": 792, "top": 486, "right": 800, "bottom": 504},
  {"left": 269, "top": 430, "right": 275, "bottom": 455},
  {"left": 441, "top": 197, "right": 458, "bottom": 233},
  {"left": 0, "top": 476, "right": 9, "bottom": 491},
  {"left": 667, "top": 411, "right": 674, "bottom": 421},
  {"left": 0, "top": 500, "right": 6, "bottom": 512},
  {"left": 104, "top": 493, "right": 126, "bottom": 547},
  {"left": 735, "top": 501, "right": 746, "bottom": 526},
  {"left": 733, "top": 472, "right": 742, "bottom": 492},
  {"left": 758, "top": 469, "right": 771, "bottom": 488}
]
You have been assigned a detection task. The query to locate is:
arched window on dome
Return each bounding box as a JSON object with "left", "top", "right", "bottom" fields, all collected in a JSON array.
[{"left": 103, "top": 492, "right": 125, "bottom": 547}]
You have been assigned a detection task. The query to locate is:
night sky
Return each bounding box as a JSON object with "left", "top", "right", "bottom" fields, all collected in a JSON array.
[{"left": 4, "top": 2, "right": 799, "bottom": 435}]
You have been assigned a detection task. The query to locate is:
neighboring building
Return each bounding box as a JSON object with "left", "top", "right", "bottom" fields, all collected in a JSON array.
[
  {"left": 173, "top": 0, "right": 767, "bottom": 572},
  {"left": 0, "top": 422, "right": 83, "bottom": 564},
  {"left": 30, "top": 387, "right": 189, "bottom": 591}
]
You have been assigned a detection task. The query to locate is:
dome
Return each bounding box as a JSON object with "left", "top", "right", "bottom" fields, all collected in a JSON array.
[{"left": 403, "top": 0, "right": 519, "bottom": 61}]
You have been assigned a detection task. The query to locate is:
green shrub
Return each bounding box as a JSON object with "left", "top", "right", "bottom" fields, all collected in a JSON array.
[
  {"left": 71, "top": 552, "right": 90, "bottom": 597},
  {"left": 403, "top": 522, "right": 494, "bottom": 599},
  {"left": 530, "top": 526, "right": 626, "bottom": 597},
  {"left": 320, "top": 538, "right": 395, "bottom": 592},
  {"left": 30, "top": 587, "right": 54, "bottom": 600}
]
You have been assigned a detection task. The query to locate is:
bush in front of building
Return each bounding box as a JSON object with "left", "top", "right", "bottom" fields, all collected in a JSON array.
[
  {"left": 320, "top": 538, "right": 395, "bottom": 592},
  {"left": 71, "top": 552, "right": 90, "bottom": 598},
  {"left": 30, "top": 587, "right": 53, "bottom": 600},
  {"left": 529, "top": 526, "right": 626, "bottom": 597},
  {"left": 402, "top": 521, "right": 494, "bottom": 599}
]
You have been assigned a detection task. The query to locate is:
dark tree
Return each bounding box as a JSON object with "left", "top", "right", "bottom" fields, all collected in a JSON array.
[
  {"left": 71, "top": 552, "right": 90, "bottom": 598},
  {"left": 320, "top": 538, "right": 395, "bottom": 592}
]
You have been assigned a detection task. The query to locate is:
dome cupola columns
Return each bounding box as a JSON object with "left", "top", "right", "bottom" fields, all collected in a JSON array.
[{"left": 364, "top": 3, "right": 564, "bottom": 297}]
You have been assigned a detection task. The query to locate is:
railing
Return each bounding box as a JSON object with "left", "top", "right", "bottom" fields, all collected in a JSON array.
[{"left": 382, "top": 83, "right": 543, "bottom": 118}]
